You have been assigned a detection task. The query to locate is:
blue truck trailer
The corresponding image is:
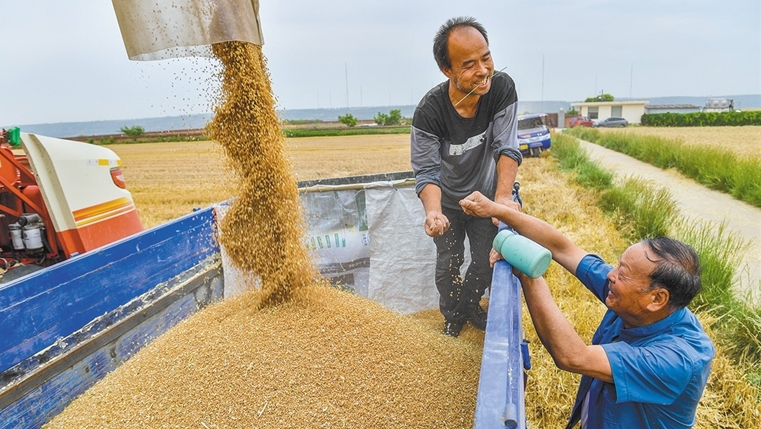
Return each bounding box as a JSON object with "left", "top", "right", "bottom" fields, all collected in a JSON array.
[{"left": 0, "top": 173, "right": 529, "bottom": 429}]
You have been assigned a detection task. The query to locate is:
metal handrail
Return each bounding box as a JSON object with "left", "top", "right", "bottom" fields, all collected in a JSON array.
[
  {"left": 473, "top": 231, "right": 527, "bottom": 429},
  {"left": 474, "top": 182, "right": 528, "bottom": 428}
]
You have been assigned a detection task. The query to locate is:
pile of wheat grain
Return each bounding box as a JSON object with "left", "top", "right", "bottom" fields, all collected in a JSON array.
[{"left": 44, "top": 285, "right": 485, "bottom": 428}]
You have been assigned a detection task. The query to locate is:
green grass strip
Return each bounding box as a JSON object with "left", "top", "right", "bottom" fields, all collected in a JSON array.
[{"left": 563, "top": 127, "right": 761, "bottom": 208}]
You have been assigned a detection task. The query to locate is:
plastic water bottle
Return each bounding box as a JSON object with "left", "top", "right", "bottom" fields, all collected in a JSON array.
[{"left": 493, "top": 229, "right": 552, "bottom": 279}]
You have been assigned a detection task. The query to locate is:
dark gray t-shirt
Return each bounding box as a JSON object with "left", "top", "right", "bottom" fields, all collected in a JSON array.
[{"left": 410, "top": 71, "right": 522, "bottom": 209}]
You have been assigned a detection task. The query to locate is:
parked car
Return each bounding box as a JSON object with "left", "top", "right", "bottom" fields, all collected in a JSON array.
[
  {"left": 593, "top": 117, "right": 628, "bottom": 128},
  {"left": 517, "top": 113, "right": 551, "bottom": 157},
  {"left": 569, "top": 116, "right": 594, "bottom": 127}
]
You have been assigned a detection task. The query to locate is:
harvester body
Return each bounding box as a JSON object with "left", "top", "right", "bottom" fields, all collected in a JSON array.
[{"left": 0, "top": 131, "right": 143, "bottom": 282}]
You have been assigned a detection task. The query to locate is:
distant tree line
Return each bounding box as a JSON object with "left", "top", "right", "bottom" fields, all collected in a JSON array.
[
  {"left": 338, "top": 109, "right": 406, "bottom": 127},
  {"left": 120, "top": 125, "right": 145, "bottom": 137},
  {"left": 585, "top": 93, "right": 615, "bottom": 102}
]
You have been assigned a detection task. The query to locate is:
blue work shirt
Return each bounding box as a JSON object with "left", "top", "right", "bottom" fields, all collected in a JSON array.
[{"left": 566, "top": 254, "right": 714, "bottom": 429}]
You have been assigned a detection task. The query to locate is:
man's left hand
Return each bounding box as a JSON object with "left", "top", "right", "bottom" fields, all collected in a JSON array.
[{"left": 489, "top": 248, "right": 503, "bottom": 267}]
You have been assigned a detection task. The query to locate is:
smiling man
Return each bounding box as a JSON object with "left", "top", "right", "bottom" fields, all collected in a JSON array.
[
  {"left": 459, "top": 191, "right": 715, "bottom": 429},
  {"left": 411, "top": 17, "right": 522, "bottom": 337}
]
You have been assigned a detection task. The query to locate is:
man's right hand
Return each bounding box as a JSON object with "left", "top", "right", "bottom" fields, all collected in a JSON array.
[
  {"left": 459, "top": 191, "right": 502, "bottom": 218},
  {"left": 424, "top": 211, "right": 450, "bottom": 237}
]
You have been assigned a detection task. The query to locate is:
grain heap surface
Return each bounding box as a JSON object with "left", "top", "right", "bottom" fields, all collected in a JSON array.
[
  {"left": 44, "top": 285, "right": 485, "bottom": 428},
  {"left": 205, "top": 41, "right": 315, "bottom": 306}
]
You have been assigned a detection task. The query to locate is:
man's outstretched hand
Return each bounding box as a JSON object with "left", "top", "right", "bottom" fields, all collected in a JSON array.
[
  {"left": 424, "top": 211, "right": 450, "bottom": 237},
  {"left": 460, "top": 191, "right": 501, "bottom": 218},
  {"left": 461, "top": 191, "right": 521, "bottom": 227}
]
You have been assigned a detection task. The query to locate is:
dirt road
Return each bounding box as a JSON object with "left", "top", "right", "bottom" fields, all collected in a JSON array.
[{"left": 578, "top": 140, "right": 761, "bottom": 306}]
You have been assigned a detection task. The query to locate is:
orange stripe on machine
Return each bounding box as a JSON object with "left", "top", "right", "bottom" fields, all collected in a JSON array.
[
  {"left": 73, "top": 197, "right": 136, "bottom": 227},
  {"left": 86, "top": 159, "right": 122, "bottom": 167}
]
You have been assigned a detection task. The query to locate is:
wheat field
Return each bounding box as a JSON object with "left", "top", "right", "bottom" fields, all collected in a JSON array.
[
  {"left": 113, "top": 127, "right": 759, "bottom": 229},
  {"left": 113, "top": 134, "right": 411, "bottom": 228},
  {"left": 598, "top": 125, "right": 761, "bottom": 159},
  {"left": 109, "top": 126, "right": 761, "bottom": 228}
]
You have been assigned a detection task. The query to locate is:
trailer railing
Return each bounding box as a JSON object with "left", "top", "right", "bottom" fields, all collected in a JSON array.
[
  {"left": 473, "top": 230, "right": 529, "bottom": 428},
  {"left": 474, "top": 183, "right": 530, "bottom": 429}
]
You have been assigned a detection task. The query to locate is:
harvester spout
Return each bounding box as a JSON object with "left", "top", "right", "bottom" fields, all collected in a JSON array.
[{"left": 111, "top": 0, "right": 263, "bottom": 61}]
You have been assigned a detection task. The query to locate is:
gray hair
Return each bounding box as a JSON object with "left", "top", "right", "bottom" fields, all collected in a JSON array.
[{"left": 643, "top": 237, "right": 701, "bottom": 308}]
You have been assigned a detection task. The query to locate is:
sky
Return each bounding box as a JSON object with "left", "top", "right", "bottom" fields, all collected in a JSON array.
[{"left": 1, "top": 0, "right": 759, "bottom": 125}]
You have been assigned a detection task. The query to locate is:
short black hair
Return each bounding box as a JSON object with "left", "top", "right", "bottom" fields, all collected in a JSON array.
[
  {"left": 643, "top": 237, "right": 702, "bottom": 309},
  {"left": 433, "top": 17, "right": 489, "bottom": 71}
]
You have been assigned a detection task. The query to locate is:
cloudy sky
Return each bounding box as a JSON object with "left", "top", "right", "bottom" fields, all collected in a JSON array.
[{"left": 2, "top": 0, "right": 759, "bottom": 125}]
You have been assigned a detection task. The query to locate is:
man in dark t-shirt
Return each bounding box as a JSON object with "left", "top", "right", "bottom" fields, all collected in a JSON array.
[{"left": 410, "top": 16, "right": 522, "bottom": 337}]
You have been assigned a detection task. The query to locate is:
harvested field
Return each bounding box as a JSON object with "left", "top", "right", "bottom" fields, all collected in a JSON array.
[
  {"left": 111, "top": 134, "right": 411, "bottom": 228},
  {"left": 113, "top": 127, "right": 760, "bottom": 230},
  {"left": 598, "top": 126, "right": 761, "bottom": 159},
  {"left": 286, "top": 134, "right": 411, "bottom": 181},
  {"left": 107, "top": 141, "right": 234, "bottom": 228}
]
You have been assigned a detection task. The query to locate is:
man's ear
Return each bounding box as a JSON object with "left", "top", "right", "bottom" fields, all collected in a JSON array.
[
  {"left": 647, "top": 287, "right": 670, "bottom": 312},
  {"left": 441, "top": 66, "right": 453, "bottom": 80}
]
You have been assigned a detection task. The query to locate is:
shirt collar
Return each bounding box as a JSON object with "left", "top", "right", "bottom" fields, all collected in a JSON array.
[{"left": 618, "top": 307, "right": 686, "bottom": 343}]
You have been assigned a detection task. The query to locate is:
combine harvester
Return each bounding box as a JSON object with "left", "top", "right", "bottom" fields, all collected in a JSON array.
[
  {"left": 0, "top": 1, "right": 535, "bottom": 427},
  {"left": 0, "top": 130, "right": 143, "bottom": 283}
]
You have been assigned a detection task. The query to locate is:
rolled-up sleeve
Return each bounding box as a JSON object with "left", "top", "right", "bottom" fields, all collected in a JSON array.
[
  {"left": 491, "top": 102, "right": 523, "bottom": 166},
  {"left": 410, "top": 125, "right": 442, "bottom": 196}
]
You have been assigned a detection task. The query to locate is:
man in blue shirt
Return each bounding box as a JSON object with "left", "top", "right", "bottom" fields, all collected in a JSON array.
[{"left": 459, "top": 191, "right": 715, "bottom": 428}]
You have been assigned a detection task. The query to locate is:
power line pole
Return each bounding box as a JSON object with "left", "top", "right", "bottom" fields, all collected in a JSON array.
[
  {"left": 541, "top": 54, "right": 545, "bottom": 112},
  {"left": 345, "top": 62, "right": 349, "bottom": 108}
]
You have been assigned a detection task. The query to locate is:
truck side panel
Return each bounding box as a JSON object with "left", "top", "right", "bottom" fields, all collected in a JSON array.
[
  {"left": 0, "top": 208, "right": 218, "bottom": 374},
  {"left": 0, "top": 272, "right": 220, "bottom": 429}
]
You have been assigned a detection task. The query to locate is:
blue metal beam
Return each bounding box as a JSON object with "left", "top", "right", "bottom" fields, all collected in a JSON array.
[
  {"left": 474, "top": 226, "right": 527, "bottom": 429},
  {"left": 0, "top": 207, "right": 218, "bottom": 374}
]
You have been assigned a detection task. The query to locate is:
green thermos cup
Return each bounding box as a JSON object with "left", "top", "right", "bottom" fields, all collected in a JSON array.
[{"left": 493, "top": 230, "right": 552, "bottom": 279}]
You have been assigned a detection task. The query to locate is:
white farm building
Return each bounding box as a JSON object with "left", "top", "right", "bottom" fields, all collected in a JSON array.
[{"left": 570, "top": 100, "right": 647, "bottom": 125}]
